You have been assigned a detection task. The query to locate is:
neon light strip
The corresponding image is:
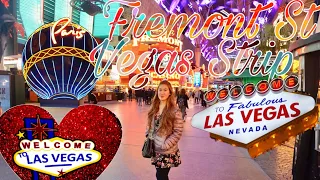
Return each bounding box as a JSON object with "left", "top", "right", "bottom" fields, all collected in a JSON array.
[
  {"left": 72, "top": 33, "right": 92, "bottom": 95},
  {"left": 42, "top": 60, "right": 57, "bottom": 94},
  {"left": 61, "top": 37, "right": 64, "bottom": 92},
  {"left": 77, "top": 80, "right": 96, "bottom": 99},
  {"left": 66, "top": 25, "right": 74, "bottom": 93},
  {"left": 45, "top": 27, "right": 57, "bottom": 94},
  {"left": 50, "top": 92, "right": 77, "bottom": 99},
  {"left": 62, "top": 37, "right": 65, "bottom": 92},
  {"left": 70, "top": 62, "right": 83, "bottom": 94},
  {"left": 73, "top": 63, "right": 92, "bottom": 95},
  {"left": 23, "top": 46, "right": 94, "bottom": 80},
  {"left": 77, "top": 77, "right": 96, "bottom": 94},
  {"left": 30, "top": 33, "right": 34, "bottom": 56},
  {"left": 75, "top": 72, "right": 95, "bottom": 96},
  {"left": 36, "top": 28, "right": 55, "bottom": 96},
  {"left": 52, "top": 60, "right": 60, "bottom": 92},
  {"left": 67, "top": 56, "right": 75, "bottom": 92},
  {"left": 22, "top": 48, "right": 26, "bottom": 70},
  {"left": 26, "top": 77, "right": 49, "bottom": 99},
  {"left": 30, "top": 71, "right": 51, "bottom": 96},
  {"left": 84, "top": 29, "right": 86, "bottom": 51},
  {"left": 34, "top": 63, "right": 54, "bottom": 95},
  {"left": 26, "top": 76, "right": 47, "bottom": 97},
  {"left": 52, "top": 96, "right": 75, "bottom": 100}
]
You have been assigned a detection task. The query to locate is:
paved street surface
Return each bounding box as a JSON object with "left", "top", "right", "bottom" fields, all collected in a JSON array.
[
  {"left": 0, "top": 99, "right": 273, "bottom": 180},
  {"left": 255, "top": 139, "right": 294, "bottom": 180}
]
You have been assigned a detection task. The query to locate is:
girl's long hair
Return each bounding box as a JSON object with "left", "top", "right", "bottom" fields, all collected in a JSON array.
[{"left": 147, "top": 80, "right": 177, "bottom": 136}]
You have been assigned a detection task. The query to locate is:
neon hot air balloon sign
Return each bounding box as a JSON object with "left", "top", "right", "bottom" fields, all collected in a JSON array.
[{"left": 22, "top": 18, "right": 98, "bottom": 100}]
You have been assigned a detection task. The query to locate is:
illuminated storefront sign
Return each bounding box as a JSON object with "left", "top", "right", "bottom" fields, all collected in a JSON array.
[
  {"left": 150, "top": 72, "right": 180, "bottom": 80},
  {"left": 132, "top": 34, "right": 183, "bottom": 51},
  {"left": 152, "top": 80, "right": 180, "bottom": 87},
  {"left": 192, "top": 76, "right": 318, "bottom": 157},
  {"left": 194, "top": 72, "right": 201, "bottom": 87}
]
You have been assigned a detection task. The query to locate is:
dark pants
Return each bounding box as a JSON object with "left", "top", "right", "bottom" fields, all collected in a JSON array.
[
  {"left": 195, "top": 97, "right": 199, "bottom": 103},
  {"left": 156, "top": 168, "right": 170, "bottom": 180}
]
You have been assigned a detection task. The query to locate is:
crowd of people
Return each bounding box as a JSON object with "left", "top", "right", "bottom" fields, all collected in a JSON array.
[
  {"left": 88, "top": 87, "right": 208, "bottom": 111},
  {"left": 134, "top": 88, "right": 156, "bottom": 106}
]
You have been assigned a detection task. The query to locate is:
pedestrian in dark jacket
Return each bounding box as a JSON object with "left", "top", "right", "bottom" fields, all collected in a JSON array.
[{"left": 177, "top": 89, "right": 189, "bottom": 120}]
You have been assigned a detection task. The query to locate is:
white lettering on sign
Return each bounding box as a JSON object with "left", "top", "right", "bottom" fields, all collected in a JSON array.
[
  {"left": 51, "top": 18, "right": 86, "bottom": 45},
  {"left": 150, "top": 72, "right": 180, "bottom": 80},
  {"left": 191, "top": 91, "right": 315, "bottom": 144},
  {"left": 132, "top": 35, "right": 183, "bottom": 51}
]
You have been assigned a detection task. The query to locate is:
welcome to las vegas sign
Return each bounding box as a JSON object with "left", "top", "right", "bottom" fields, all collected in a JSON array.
[{"left": 191, "top": 76, "right": 318, "bottom": 158}]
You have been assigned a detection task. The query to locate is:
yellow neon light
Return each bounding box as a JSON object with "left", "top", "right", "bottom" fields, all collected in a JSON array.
[{"left": 23, "top": 47, "right": 96, "bottom": 80}]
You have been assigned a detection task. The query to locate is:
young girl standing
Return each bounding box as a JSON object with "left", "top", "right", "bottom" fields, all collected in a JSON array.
[{"left": 146, "top": 80, "right": 184, "bottom": 180}]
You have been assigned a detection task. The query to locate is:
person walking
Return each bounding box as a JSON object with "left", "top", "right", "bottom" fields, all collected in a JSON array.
[
  {"left": 136, "top": 89, "right": 142, "bottom": 106},
  {"left": 195, "top": 90, "right": 200, "bottom": 104},
  {"left": 128, "top": 88, "right": 133, "bottom": 101},
  {"left": 188, "top": 90, "right": 193, "bottom": 99},
  {"left": 88, "top": 89, "right": 97, "bottom": 104},
  {"left": 142, "top": 88, "right": 147, "bottom": 105},
  {"left": 200, "top": 90, "right": 206, "bottom": 107},
  {"left": 177, "top": 89, "right": 189, "bottom": 121},
  {"left": 146, "top": 80, "right": 184, "bottom": 180}
]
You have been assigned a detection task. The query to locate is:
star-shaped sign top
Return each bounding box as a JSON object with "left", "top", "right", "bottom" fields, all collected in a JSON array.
[{"left": 22, "top": 114, "right": 57, "bottom": 141}]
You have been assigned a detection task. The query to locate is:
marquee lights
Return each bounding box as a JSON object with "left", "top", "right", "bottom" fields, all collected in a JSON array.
[{"left": 204, "top": 75, "right": 299, "bottom": 104}]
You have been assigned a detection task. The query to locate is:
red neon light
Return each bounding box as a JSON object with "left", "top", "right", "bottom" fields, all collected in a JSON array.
[
  {"left": 230, "top": 86, "right": 242, "bottom": 99},
  {"left": 218, "top": 88, "right": 229, "bottom": 100},
  {"left": 51, "top": 18, "right": 86, "bottom": 45},
  {"left": 256, "top": 80, "right": 269, "bottom": 94},
  {"left": 205, "top": 91, "right": 217, "bottom": 102},
  {"left": 271, "top": 78, "right": 284, "bottom": 91},
  {"left": 244, "top": 84, "right": 255, "bottom": 96},
  {"left": 204, "top": 75, "right": 299, "bottom": 103}
]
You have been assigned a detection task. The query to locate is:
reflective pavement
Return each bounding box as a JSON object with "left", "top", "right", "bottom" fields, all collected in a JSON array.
[{"left": 0, "top": 99, "right": 271, "bottom": 180}]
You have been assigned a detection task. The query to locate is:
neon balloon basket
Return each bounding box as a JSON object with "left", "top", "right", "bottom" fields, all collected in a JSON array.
[{"left": 22, "top": 19, "right": 98, "bottom": 103}]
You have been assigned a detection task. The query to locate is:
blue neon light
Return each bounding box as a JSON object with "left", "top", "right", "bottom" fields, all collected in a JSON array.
[{"left": 23, "top": 23, "right": 98, "bottom": 100}]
